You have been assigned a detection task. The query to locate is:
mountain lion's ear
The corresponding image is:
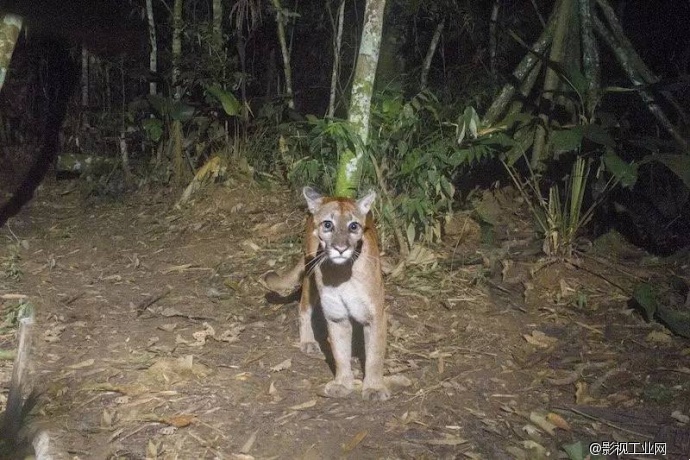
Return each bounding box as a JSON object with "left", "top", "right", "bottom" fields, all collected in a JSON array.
[
  {"left": 303, "top": 187, "right": 323, "bottom": 214},
  {"left": 356, "top": 190, "right": 376, "bottom": 215}
]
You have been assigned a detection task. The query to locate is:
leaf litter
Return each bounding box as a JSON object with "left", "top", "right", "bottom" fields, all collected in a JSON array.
[{"left": 1, "top": 181, "right": 689, "bottom": 458}]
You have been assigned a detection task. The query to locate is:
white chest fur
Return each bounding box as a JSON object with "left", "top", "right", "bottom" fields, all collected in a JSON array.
[{"left": 317, "top": 274, "right": 374, "bottom": 325}]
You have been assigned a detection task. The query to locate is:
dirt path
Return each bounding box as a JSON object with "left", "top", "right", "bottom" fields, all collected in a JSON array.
[{"left": 1, "top": 181, "right": 688, "bottom": 459}]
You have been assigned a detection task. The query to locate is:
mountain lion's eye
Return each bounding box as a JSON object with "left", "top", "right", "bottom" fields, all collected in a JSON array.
[
  {"left": 348, "top": 222, "right": 360, "bottom": 232},
  {"left": 322, "top": 221, "right": 333, "bottom": 231}
]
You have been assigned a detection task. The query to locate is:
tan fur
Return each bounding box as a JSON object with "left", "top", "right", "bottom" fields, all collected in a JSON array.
[{"left": 263, "top": 187, "right": 389, "bottom": 401}]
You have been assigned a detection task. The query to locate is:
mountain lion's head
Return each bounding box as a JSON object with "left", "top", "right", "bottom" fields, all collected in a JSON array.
[{"left": 303, "top": 187, "right": 376, "bottom": 265}]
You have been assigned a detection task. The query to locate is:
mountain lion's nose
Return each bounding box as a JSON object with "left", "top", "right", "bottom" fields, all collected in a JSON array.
[{"left": 333, "top": 244, "right": 348, "bottom": 254}]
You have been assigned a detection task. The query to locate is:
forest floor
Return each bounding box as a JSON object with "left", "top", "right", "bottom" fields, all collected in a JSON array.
[{"left": 0, "top": 177, "right": 689, "bottom": 459}]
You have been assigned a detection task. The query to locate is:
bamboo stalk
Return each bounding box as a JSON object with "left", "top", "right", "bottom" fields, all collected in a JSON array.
[
  {"left": 531, "top": 0, "right": 573, "bottom": 169},
  {"left": 593, "top": 16, "right": 690, "bottom": 153},
  {"left": 482, "top": 0, "right": 560, "bottom": 126}
]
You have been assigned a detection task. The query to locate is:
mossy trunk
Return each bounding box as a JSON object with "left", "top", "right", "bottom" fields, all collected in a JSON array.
[
  {"left": 335, "top": 0, "right": 387, "bottom": 198},
  {"left": 0, "top": 14, "right": 22, "bottom": 91}
]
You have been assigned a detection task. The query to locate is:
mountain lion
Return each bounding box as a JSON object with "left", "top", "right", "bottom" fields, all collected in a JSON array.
[{"left": 263, "top": 187, "right": 389, "bottom": 401}]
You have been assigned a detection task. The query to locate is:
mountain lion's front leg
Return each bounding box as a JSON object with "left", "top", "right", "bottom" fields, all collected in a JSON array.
[
  {"left": 298, "top": 275, "right": 319, "bottom": 354},
  {"left": 362, "top": 312, "right": 390, "bottom": 401},
  {"left": 323, "top": 318, "right": 354, "bottom": 398}
]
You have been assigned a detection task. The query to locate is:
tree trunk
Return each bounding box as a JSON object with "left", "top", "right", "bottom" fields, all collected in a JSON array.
[
  {"left": 579, "top": 0, "right": 600, "bottom": 119},
  {"left": 172, "top": 0, "right": 185, "bottom": 183},
  {"left": 81, "top": 47, "right": 89, "bottom": 107},
  {"left": 489, "top": 1, "right": 500, "bottom": 82},
  {"left": 420, "top": 19, "right": 444, "bottom": 90},
  {"left": 212, "top": 0, "right": 223, "bottom": 50},
  {"left": 172, "top": 0, "right": 183, "bottom": 100},
  {"left": 0, "top": 14, "right": 22, "bottom": 91},
  {"left": 593, "top": 15, "right": 689, "bottom": 153},
  {"left": 146, "top": 0, "right": 158, "bottom": 95},
  {"left": 334, "top": 0, "right": 387, "bottom": 197},
  {"left": 482, "top": 1, "right": 559, "bottom": 126},
  {"left": 374, "top": 1, "right": 405, "bottom": 92},
  {"left": 270, "top": 0, "right": 295, "bottom": 109},
  {"left": 327, "top": 0, "right": 346, "bottom": 118}
]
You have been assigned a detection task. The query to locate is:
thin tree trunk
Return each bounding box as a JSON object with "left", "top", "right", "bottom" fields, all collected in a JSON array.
[
  {"left": 81, "top": 47, "right": 89, "bottom": 107},
  {"left": 0, "top": 14, "right": 22, "bottom": 91},
  {"left": 327, "top": 0, "right": 346, "bottom": 118},
  {"left": 212, "top": 0, "right": 223, "bottom": 49},
  {"left": 270, "top": 0, "right": 295, "bottom": 109},
  {"left": 531, "top": 0, "right": 573, "bottom": 169},
  {"left": 595, "top": 0, "right": 654, "bottom": 84},
  {"left": 482, "top": 0, "right": 559, "bottom": 126},
  {"left": 105, "top": 62, "right": 111, "bottom": 112},
  {"left": 334, "top": 0, "right": 387, "bottom": 197},
  {"left": 172, "top": 0, "right": 183, "bottom": 100},
  {"left": 172, "top": 0, "right": 185, "bottom": 183},
  {"left": 420, "top": 19, "right": 444, "bottom": 90},
  {"left": 593, "top": 15, "right": 689, "bottom": 153},
  {"left": 579, "top": 0, "right": 600, "bottom": 119},
  {"left": 237, "top": 37, "right": 247, "bottom": 106},
  {"left": 119, "top": 132, "right": 132, "bottom": 181},
  {"left": 489, "top": 1, "right": 500, "bottom": 81},
  {"left": 528, "top": 0, "right": 546, "bottom": 27},
  {"left": 596, "top": 0, "right": 689, "bottom": 140},
  {"left": 146, "top": 0, "right": 158, "bottom": 95}
]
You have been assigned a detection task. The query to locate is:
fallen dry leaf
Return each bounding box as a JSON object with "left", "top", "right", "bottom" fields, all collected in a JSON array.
[
  {"left": 342, "top": 431, "right": 368, "bottom": 452},
  {"left": 68, "top": 358, "right": 95, "bottom": 370},
  {"left": 671, "top": 410, "right": 689, "bottom": 424},
  {"left": 289, "top": 399, "right": 316, "bottom": 411},
  {"left": 270, "top": 358, "right": 292, "bottom": 372},
  {"left": 546, "top": 412, "right": 570, "bottom": 430},
  {"left": 423, "top": 435, "right": 467, "bottom": 446},
  {"left": 645, "top": 330, "right": 672, "bottom": 345},
  {"left": 240, "top": 429, "right": 259, "bottom": 454},
  {"left": 575, "top": 381, "right": 594, "bottom": 405},
  {"left": 163, "top": 414, "right": 196, "bottom": 428},
  {"left": 43, "top": 324, "right": 66, "bottom": 343},
  {"left": 529, "top": 411, "right": 557, "bottom": 435},
  {"left": 523, "top": 330, "right": 558, "bottom": 348}
]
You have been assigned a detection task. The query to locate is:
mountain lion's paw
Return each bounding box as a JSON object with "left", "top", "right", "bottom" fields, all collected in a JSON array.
[
  {"left": 300, "top": 341, "right": 320, "bottom": 355},
  {"left": 324, "top": 380, "right": 353, "bottom": 398},
  {"left": 362, "top": 384, "right": 390, "bottom": 401}
]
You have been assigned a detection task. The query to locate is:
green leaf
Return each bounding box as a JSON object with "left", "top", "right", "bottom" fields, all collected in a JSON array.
[
  {"left": 564, "top": 64, "right": 588, "bottom": 99},
  {"left": 550, "top": 126, "right": 584, "bottom": 153},
  {"left": 632, "top": 283, "right": 658, "bottom": 321},
  {"left": 583, "top": 124, "right": 615, "bottom": 148},
  {"left": 447, "top": 150, "right": 469, "bottom": 167},
  {"left": 641, "top": 153, "right": 690, "bottom": 190},
  {"left": 169, "top": 101, "right": 195, "bottom": 122},
  {"left": 562, "top": 441, "right": 585, "bottom": 460},
  {"left": 141, "top": 118, "right": 163, "bottom": 142},
  {"left": 406, "top": 222, "right": 416, "bottom": 247},
  {"left": 562, "top": 441, "right": 605, "bottom": 460},
  {"left": 440, "top": 176, "right": 454, "bottom": 197},
  {"left": 603, "top": 151, "right": 638, "bottom": 188},
  {"left": 656, "top": 306, "right": 690, "bottom": 339},
  {"left": 206, "top": 85, "right": 241, "bottom": 117}
]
